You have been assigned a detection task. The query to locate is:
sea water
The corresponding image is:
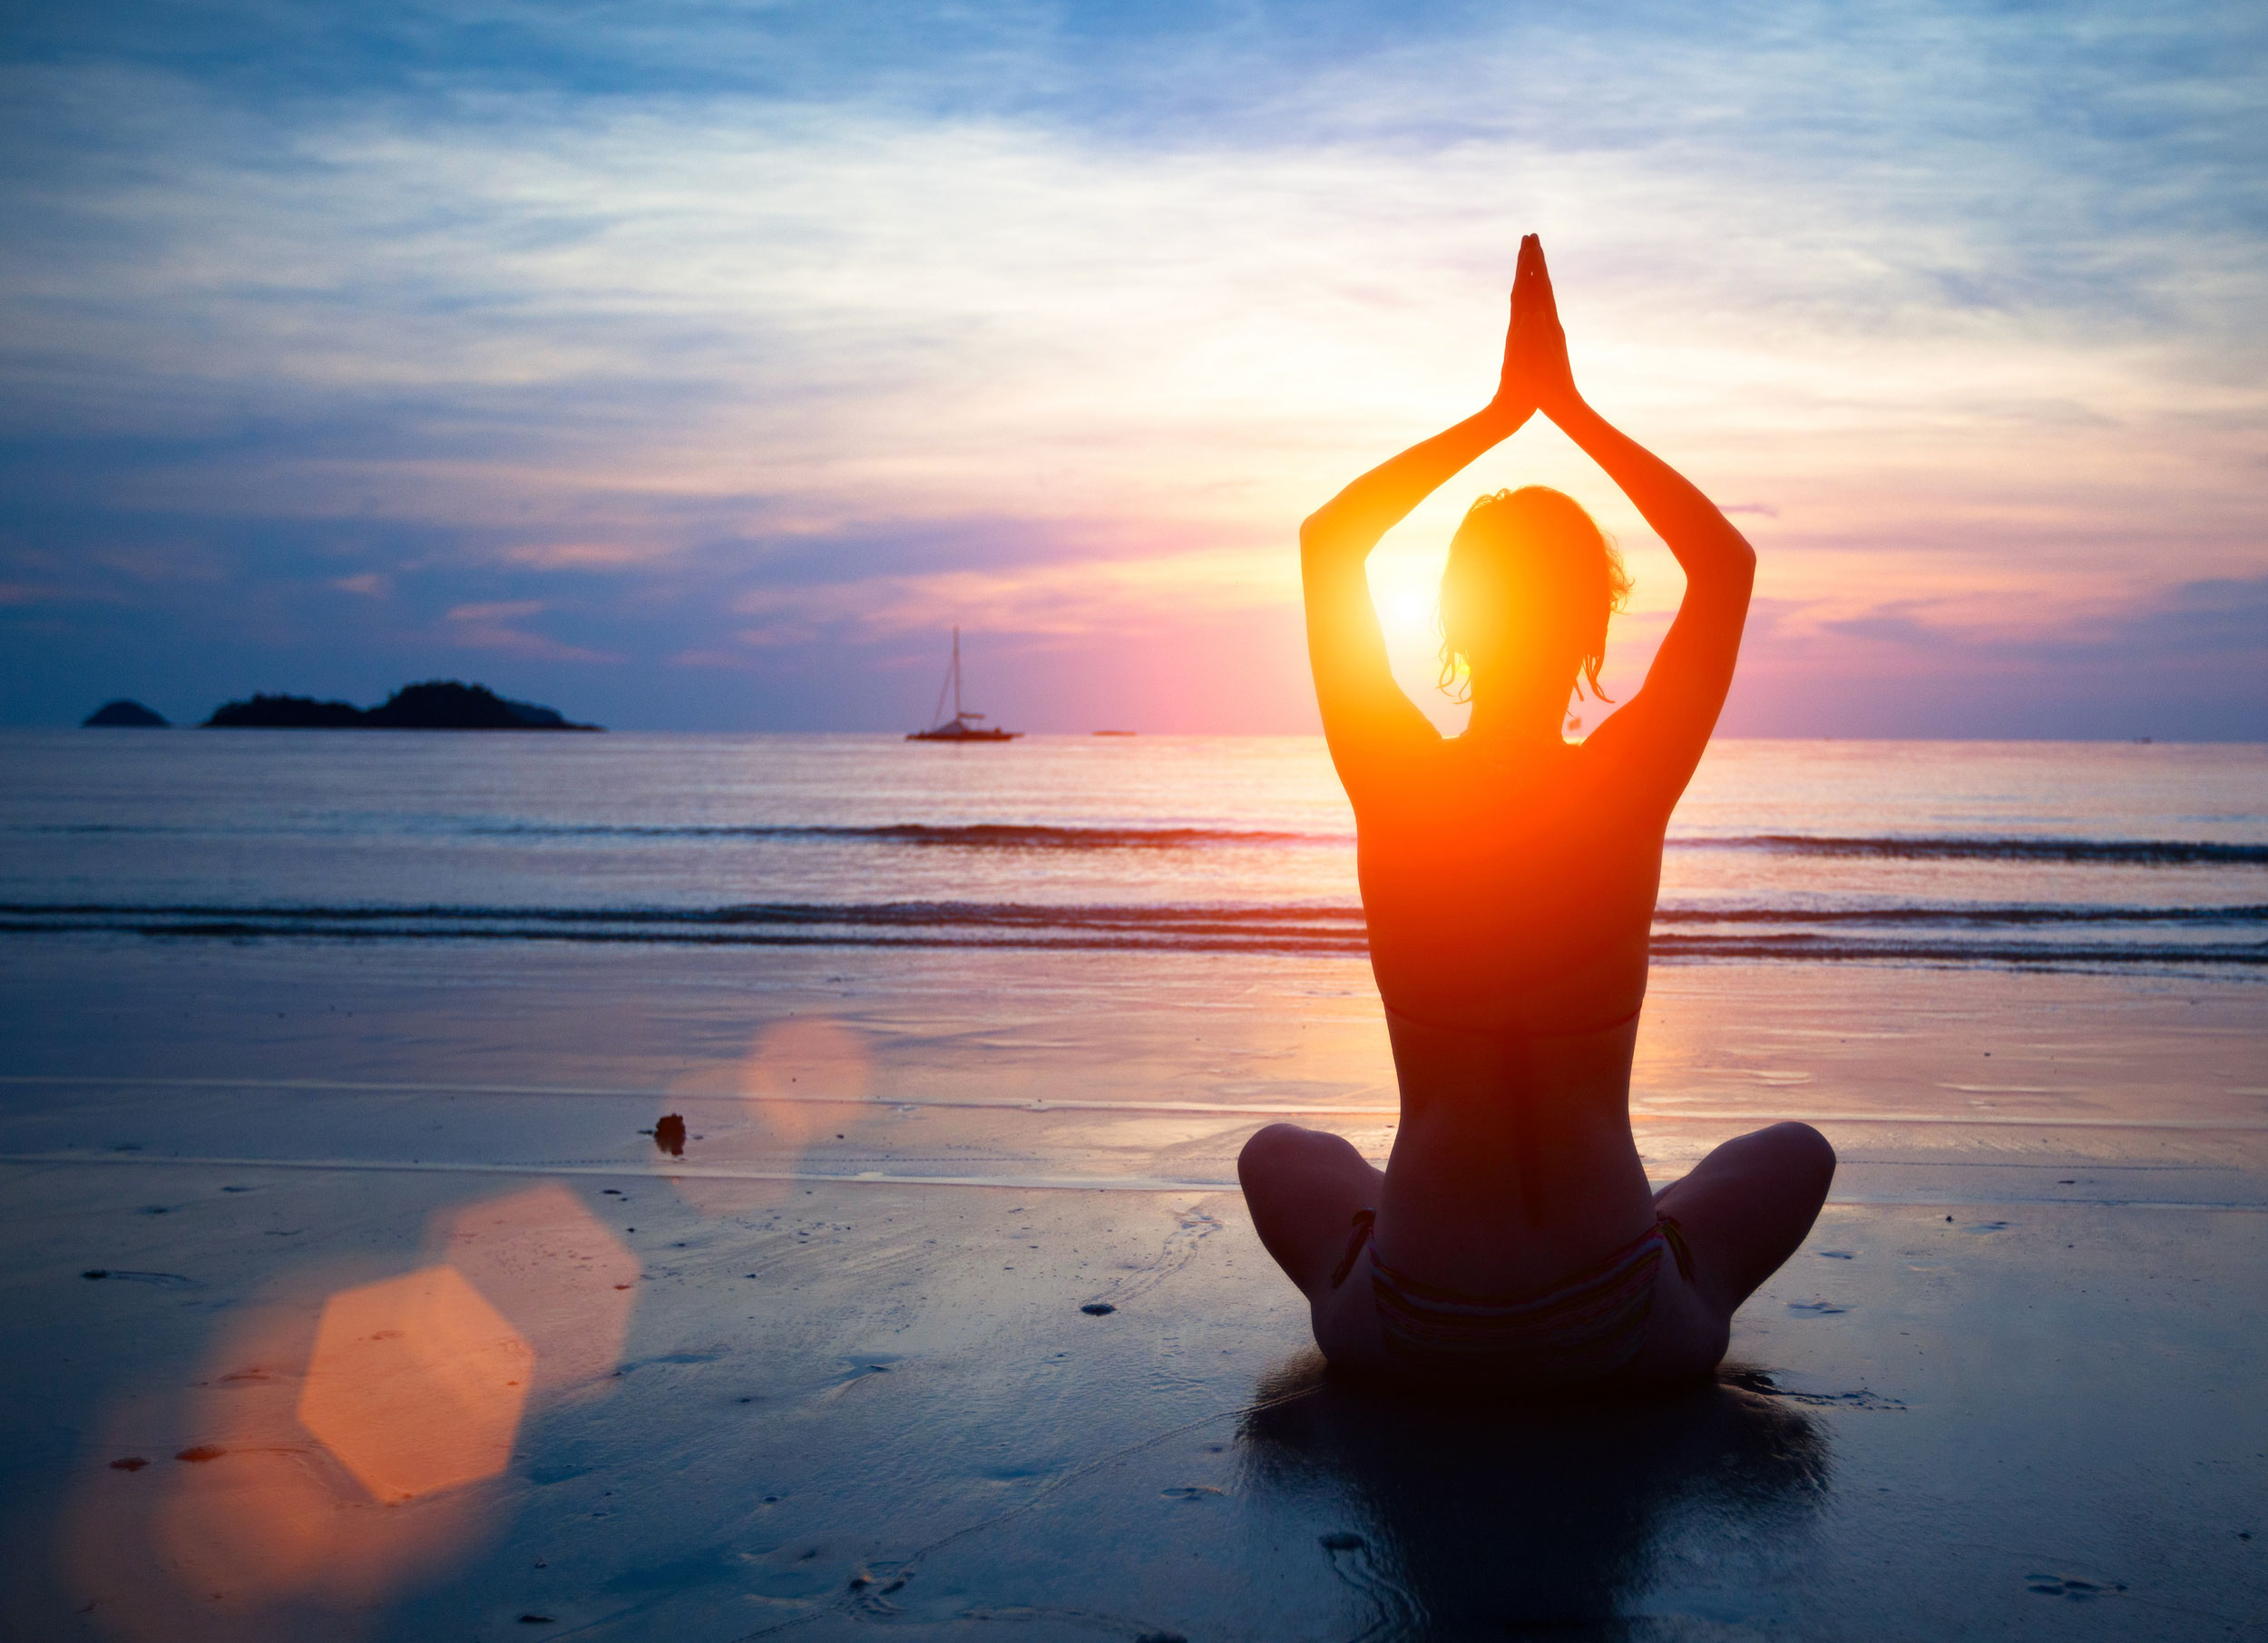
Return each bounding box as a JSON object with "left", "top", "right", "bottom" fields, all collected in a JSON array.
[{"left": 1, "top": 731, "right": 2261, "bottom": 968}]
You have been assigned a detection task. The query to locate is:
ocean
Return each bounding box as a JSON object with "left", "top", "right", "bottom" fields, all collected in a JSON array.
[
  {"left": 7, "top": 731, "right": 2267, "bottom": 1638},
  {"left": 3, "top": 730, "right": 2261, "bottom": 969}
]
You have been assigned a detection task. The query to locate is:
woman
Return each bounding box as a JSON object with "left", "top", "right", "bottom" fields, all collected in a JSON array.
[{"left": 1239, "top": 236, "right": 1834, "bottom": 1390}]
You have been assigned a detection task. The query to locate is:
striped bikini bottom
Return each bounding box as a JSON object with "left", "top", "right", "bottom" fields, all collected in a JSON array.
[{"left": 1333, "top": 1209, "right": 1697, "bottom": 1387}]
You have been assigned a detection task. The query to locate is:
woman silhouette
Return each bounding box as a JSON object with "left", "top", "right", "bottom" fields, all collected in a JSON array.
[{"left": 1240, "top": 236, "right": 1835, "bottom": 1389}]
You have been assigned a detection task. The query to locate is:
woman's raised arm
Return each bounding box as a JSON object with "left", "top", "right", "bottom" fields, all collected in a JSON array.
[
  {"left": 1302, "top": 288, "right": 1535, "bottom": 784},
  {"left": 1514, "top": 241, "right": 1755, "bottom": 806}
]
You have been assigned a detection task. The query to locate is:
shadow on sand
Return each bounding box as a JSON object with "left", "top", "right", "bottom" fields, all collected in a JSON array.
[{"left": 1240, "top": 1352, "right": 1830, "bottom": 1638}]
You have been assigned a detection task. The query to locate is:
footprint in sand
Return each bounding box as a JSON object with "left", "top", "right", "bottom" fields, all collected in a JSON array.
[
  {"left": 82, "top": 1268, "right": 197, "bottom": 1288},
  {"left": 2025, "top": 1573, "right": 2125, "bottom": 1600}
]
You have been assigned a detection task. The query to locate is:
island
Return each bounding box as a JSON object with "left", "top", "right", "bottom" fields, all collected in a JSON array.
[
  {"left": 203, "top": 680, "right": 601, "bottom": 730},
  {"left": 83, "top": 699, "right": 171, "bottom": 727}
]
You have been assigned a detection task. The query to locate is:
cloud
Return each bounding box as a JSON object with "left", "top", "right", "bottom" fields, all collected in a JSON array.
[
  {"left": 668, "top": 646, "right": 758, "bottom": 671},
  {"left": 445, "top": 601, "right": 548, "bottom": 624},
  {"left": 503, "top": 542, "right": 678, "bottom": 571},
  {"left": 0, "top": 582, "right": 85, "bottom": 607},
  {"left": 727, "top": 543, "right": 1293, "bottom": 644},
  {"left": 442, "top": 599, "right": 620, "bottom": 661},
  {"left": 0, "top": 0, "right": 2262, "bottom": 730},
  {"left": 1821, "top": 609, "right": 1943, "bottom": 648},
  {"left": 1721, "top": 574, "right": 2268, "bottom": 738}
]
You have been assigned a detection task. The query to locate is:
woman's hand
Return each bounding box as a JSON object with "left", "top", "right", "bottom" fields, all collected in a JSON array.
[{"left": 1491, "top": 233, "right": 1580, "bottom": 423}]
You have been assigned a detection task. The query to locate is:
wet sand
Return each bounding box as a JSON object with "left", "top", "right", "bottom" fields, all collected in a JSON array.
[{"left": 2, "top": 937, "right": 2263, "bottom": 1639}]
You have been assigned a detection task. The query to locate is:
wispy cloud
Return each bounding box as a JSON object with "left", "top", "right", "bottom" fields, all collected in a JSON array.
[
  {"left": 442, "top": 599, "right": 620, "bottom": 662},
  {"left": 0, "top": 0, "right": 2261, "bottom": 730}
]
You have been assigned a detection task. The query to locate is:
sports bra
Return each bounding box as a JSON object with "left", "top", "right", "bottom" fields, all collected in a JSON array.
[{"left": 1382, "top": 1001, "right": 1642, "bottom": 1040}]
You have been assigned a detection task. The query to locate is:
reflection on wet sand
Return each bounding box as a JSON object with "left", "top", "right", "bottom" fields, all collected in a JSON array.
[
  {"left": 430, "top": 1181, "right": 639, "bottom": 1399},
  {"left": 64, "top": 1181, "right": 639, "bottom": 1640},
  {"left": 299, "top": 1265, "right": 533, "bottom": 1502},
  {"left": 66, "top": 1293, "right": 499, "bottom": 1643},
  {"left": 1241, "top": 1352, "right": 1830, "bottom": 1635},
  {"left": 666, "top": 1017, "right": 873, "bottom": 1216}
]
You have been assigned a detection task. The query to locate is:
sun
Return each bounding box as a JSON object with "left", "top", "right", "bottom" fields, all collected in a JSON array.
[{"left": 1367, "top": 551, "right": 1446, "bottom": 663}]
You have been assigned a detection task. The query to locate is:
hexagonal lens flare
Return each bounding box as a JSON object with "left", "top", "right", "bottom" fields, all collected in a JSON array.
[
  {"left": 68, "top": 1184, "right": 640, "bottom": 1636},
  {"left": 296, "top": 1264, "right": 533, "bottom": 1503},
  {"left": 431, "top": 1180, "right": 640, "bottom": 1398}
]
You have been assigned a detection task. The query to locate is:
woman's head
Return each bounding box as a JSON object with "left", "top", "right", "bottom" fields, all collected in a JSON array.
[{"left": 1438, "top": 486, "right": 1630, "bottom": 705}]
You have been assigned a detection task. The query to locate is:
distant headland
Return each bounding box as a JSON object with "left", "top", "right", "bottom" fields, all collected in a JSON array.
[
  {"left": 83, "top": 699, "right": 170, "bottom": 728},
  {"left": 201, "top": 680, "right": 601, "bottom": 731}
]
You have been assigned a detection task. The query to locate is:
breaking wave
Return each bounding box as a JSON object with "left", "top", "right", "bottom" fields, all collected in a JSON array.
[{"left": 5, "top": 898, "right": 2261, "bottom": 967}]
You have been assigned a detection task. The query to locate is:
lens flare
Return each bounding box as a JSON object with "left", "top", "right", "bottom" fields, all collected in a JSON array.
[
  {"left": 429, "top": 1180, "right": 639, "bottom": 1399},
  {"left": 667, "top": 1016, "right": 873, "bottom": 1214},
  {"left": 66, "top": 1296, "right": 494, "bottom": 1641},
  {"left": 297, "top": 1265, "right": 533, "bottom": 1503},
  {"left": 64, "top": 1182, "right": 639, "bottom": 1637}
]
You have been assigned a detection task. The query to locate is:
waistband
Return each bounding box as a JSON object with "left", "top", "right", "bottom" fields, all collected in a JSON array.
[
  {"left": 1330, "top": 1208, "right": 1694, "bottom": 1298},
  {"left": 1383, "top": 1002, "right": 1642, "bottom": 1040},
  {"left": 1336, "top": 1209, "right": 1694, "bottom": 1387}
]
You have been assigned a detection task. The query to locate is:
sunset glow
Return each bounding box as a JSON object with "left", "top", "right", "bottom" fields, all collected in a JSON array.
[{"left": 1, "top": 2, "right": 2259, "bottom": 736}]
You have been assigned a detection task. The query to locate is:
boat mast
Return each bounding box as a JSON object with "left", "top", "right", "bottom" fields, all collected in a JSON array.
[
  {"left": 953, "top": 626, "right": 963, "bottom": 720},
  {"left": 928, "top": 638, "right": 952, "bottom": 729}
]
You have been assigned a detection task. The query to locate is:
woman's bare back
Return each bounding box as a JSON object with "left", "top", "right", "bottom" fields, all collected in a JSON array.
[
  {"left": 1358, "top": 737, "right": 1661, "bottom": 1035},
  {"left": 1354, "top": 737, "right": 1668, "bottom": 1305}
]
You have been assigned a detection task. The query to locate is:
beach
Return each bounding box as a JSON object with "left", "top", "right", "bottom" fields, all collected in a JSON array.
[
  {"left": 3, "top": 732, "right": 2263, "bottom": 1638},
  {"left": 7, "top": 0, "right": 2263, "bottom": 1634}
]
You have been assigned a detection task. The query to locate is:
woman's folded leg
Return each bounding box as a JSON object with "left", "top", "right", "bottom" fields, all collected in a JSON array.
[
  {"left": 1237, "top": 1122, "right": 1385, "bottom": 1298},
  {"left": 1625, "top": 1121, "right": 1837, "bottom": 1383}
]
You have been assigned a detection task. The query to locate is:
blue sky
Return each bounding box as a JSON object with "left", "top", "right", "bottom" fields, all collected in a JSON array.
[{"left": 2, "top": 0, "right": 2263, "bottom": 733}]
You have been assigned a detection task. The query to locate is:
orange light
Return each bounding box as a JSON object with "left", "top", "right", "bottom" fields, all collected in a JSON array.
[
  {"left": 668, "top": 1016, "right": 872, "bottom": 1215},
  {"left": 296, "top": 1265, "right": 533, "bottom": 1503},
  {"left": 67, "top": 1293, "right": 495, "bottom": 1640},
  {"left": 429, "top": 1181, "right": 639, "bottom": 1398},
  {"left": 64, "top": 1183, "right": 639, "bottom": 1637}
]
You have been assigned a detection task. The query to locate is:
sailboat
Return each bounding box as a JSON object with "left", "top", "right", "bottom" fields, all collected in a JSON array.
[{"left": 905, "top": 627, "right": 1022, "bottom": 741}]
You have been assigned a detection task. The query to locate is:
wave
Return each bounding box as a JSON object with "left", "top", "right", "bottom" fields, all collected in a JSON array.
[
  {"left": 1679, "top": 835, "right": 2268, "bottom": 866},
  {"left": 1652, "top": 904, "right": 2268, "bottom": 926},
  {"left": 483, "top": 821, "right": 1317, "bottom": 848},
  {"left": 3, "top": 899, "right": 2262, "bottom": 966},
  {"left": 20, "top": 820, "right": 1320, "bottom": 848},
  {"left": 554, "top": 827, "right": 2267, "bottom": 863},
  {"left": 20, "top": 819, "right": 2266, "bottom": 865}
]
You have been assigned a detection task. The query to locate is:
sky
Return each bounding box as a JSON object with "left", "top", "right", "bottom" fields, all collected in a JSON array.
[{"left": 1, "top": 0, "right": 2263, "bottom": 736}]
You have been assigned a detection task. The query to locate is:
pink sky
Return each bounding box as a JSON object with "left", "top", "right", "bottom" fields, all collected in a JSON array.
[{"left": 2, "top": 2, "right": 2261, "bottom": 735}]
